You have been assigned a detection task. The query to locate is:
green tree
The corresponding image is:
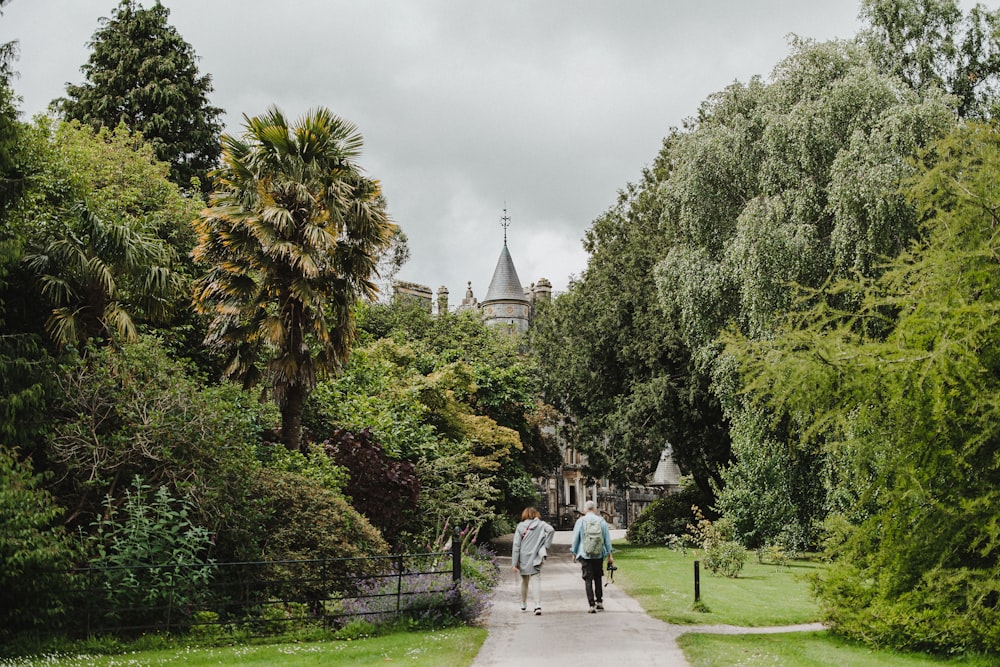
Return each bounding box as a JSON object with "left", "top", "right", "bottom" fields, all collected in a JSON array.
[
  {"left": 725, "top": 123, "right": 1000, "bottom": 653},
  {"left": 24, "top": 202, "right": 184, "bottom": 347},
  {"left": 0, "top": 41, "right": 51, "bottom": 450},
  {"left": 0, "top": 39, "right": 21, "bottom": 217},
  {"left": 530, "top": 168, "right": 729, "bottom": 494},
  {"left": 307, "top": 301, "right": 557, "bottom": 543},
  {"left": 59, "top": 0, "right": 222, "bottom": 190},
  {"left": 0, "top": 446, "right": 79, "bottom": 638},
  {"left": 16, "top": 120, "right": 194, "bottom": 349},
  {"left": 652, "top": 38, "right": 953, "bottom": 539},
  {"left": 192, "top": 106, "right": 396, "bottom": 452},
  {"left": 46, "top": 336, "right": 270, "bottom": 534},
  {"left": 860, "top": 0, "right": 1000, "bottom": 119}
]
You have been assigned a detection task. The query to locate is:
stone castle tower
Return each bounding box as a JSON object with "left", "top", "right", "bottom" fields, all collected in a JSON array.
[{"left": 392, "top": 209, "right": 551, "bottom": 332}]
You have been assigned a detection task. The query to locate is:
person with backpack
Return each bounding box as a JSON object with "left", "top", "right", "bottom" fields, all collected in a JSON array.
[
  {"left": 511, "top": 507, "right": 555, "bottom": 615},
  {"left": 571, "top": 500, "right": 614, "bottom": 613}
]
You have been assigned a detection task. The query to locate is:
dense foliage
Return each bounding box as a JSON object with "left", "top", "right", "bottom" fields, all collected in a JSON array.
[
  {"left": 14, "top": 119, "right": 199, "bottom": 350},
  {"left": 625, "top": 482, "right": 708, "bottom": 546},
  {"left": 0, "top": 42, "right": 50, "bottom": 452},
  {"left": 83, "top": 477, "right": 216, "bottom": 631},
  {"left": 0, "top": 10, "right": 517, "bottom": 645},
  {"left": 323, "top": 428, "right": 421, "bottom": 548},
  {"left": 59, "top": 0, "right": 223, "bottom": 190},
  {"left": 726, "top": 123, "right": 1000, "bottom": 653},
  {"left": 43, "top": 337, "right": 269, "bottom": 534},
  {"left": 4, "top": 0, "right": 1000, "bottom": 658},
  {"left": 309, "top": 302, "right": 556, "bottom": 547},
  {"left": 860, "top": 0, "right": 1000, "bottom": 119},
  {"left": 0, "top": 446, "right": 78, "bottom": 637},
  {"left": 532, "top": 35, "right": 955, "bottom": 503}
]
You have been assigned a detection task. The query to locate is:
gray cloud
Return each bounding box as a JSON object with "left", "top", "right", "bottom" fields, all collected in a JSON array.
[{"left": 5, "top": 0, "right": 874, "bottom": 297}]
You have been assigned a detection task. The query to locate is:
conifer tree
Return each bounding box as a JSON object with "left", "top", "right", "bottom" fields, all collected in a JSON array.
[{"left": 60, "top": 0, "right": 222, "bottom": 190}]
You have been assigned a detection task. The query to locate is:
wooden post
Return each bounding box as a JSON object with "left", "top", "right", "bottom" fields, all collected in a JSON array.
[{"left": 694, "top": 560, "right": 701, "bottom": 602}]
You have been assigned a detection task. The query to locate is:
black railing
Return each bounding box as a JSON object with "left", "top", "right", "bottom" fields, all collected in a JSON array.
[{"left": 17, "top": 537, "right": 464, "bottom": 640}]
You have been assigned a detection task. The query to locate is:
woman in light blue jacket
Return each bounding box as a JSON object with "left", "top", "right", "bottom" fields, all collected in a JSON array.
[{"left": 511, "top": 507, "right": 555, "bottom": 615}]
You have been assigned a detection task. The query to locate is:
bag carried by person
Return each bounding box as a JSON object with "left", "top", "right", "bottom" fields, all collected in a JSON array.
[{"left": 583, "top": 519, "right": 605, "bottom": 558}]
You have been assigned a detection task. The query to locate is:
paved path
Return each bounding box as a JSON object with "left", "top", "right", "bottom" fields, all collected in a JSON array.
[{"left": 471, "top": 530, "right": 824, "bottom": 667}]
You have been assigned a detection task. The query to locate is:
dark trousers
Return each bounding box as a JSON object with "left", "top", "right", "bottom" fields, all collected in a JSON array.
[{"left": 581, "top": 557, "right": 604, "bottom": 606}]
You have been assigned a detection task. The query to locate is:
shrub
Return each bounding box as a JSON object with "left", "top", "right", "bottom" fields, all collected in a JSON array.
[
  {"left": 45, "top": 337, "right": 270, "bottom": 539},
  {"left": 664, "top": 534, "right": 690, "bottom": 554},
  {"left": 761, "top": 543, "right": 790, "bottom": 570},
  {"left": 256, "top": 440, "right": 348, "bottom": 495},
  {"left": 81, "top": 476, "right": 216, "bottom": 631},
  {"left": 322, "top": 428, "right": 420, "bottom": 548},
  {"left": 816, "top": 559, "right": 1000, "bottom": 654},
  {"left": 233, "top": 469, "right": 390, "bottom": 611},
  {"left": 626, "top": 483, "right": 706, "bottom": 545},
  {"left": 0, "top": 446, "right": 79, "bottom": 637},
  {"left": 688, "top": 506, "right": 747, "bottom": 578}
]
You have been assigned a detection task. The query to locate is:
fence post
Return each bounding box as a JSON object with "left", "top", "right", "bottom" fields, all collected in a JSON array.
[
  {"left": 452, "top": 527, "right": 462, "bottom": 582},
  {"left": 451, "top": 527, "right": 462, "bottom": 618},
  {"left": 395, "top": 554, "right": 403, "bottom": 620}
]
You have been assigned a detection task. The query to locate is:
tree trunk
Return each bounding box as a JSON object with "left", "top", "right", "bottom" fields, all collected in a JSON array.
[{"left": 281, "top": 383, "right": 307, "bottom": 453}]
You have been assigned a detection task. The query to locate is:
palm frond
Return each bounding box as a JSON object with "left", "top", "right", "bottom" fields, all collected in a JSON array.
[{"left": 104, "top": 302, "right": 138, "bottom": 343}]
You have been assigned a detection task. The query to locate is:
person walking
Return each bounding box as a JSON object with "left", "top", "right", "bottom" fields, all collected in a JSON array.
[
  {"left": 571, "top": 500, "right": 614, "bottom": 613},
  {"left": 511, "top": 507, "right": 555, "bottom": 615}
]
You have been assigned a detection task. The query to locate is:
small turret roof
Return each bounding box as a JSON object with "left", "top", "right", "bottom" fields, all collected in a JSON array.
[
  {"left": 483, "top": 244, "right": 528, "bottom": 304},
  {"left": 650, "top": 446, "right": 682, "bottom": 487}
]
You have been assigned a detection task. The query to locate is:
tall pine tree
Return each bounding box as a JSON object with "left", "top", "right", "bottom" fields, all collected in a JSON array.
[{"left": 60, "top": 0, "right": 222, "bottom": 191}]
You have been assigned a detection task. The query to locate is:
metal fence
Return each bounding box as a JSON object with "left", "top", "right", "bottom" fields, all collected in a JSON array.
[{"left": 20, "top": 541, "right": 463, "bottom": 640}]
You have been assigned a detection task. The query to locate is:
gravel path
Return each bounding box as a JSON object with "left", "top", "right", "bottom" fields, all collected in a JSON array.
[{"left": 471, "top": 530, "right": 824, "bottom": 667}]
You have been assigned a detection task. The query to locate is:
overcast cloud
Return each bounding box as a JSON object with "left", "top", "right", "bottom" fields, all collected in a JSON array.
[{"left": 4, "top": 1, "right": 876, "bottom": 301}]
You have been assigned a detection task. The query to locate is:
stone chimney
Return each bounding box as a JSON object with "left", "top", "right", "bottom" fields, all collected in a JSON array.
[
  {"left": 436, "top": 285, "right": 449, "bottom": 315},
  {"left": 532, "top": 277, "right": 552, "bottom": 304}
]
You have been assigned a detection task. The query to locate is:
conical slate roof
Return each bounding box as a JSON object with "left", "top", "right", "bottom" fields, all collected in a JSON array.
[
  {"left": 650, "top": 446, "right": 682, "bottom": 487},
  {"left": 483, "top": 244, "right": 529, "bottom": 304}
]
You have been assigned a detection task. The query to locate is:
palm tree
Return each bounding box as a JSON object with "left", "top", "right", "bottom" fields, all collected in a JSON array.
[
  {"left": 192, "top": 105, "right": 396, "bottom": 452},
  {"left": 24, "top": 202, "right": 184, "bottom": 348}
]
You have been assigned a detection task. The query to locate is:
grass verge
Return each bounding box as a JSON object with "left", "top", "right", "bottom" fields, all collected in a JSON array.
[
  {"left": 0, "top": 627, "right": 487, "bottom": 667},
  {"left": 677, "top": 630, "right": 997, "bottom": 666}
]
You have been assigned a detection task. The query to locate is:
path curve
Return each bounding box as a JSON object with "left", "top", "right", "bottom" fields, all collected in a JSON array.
[{"left": 471, "top": 530, "right": 824, "bottom": 667}]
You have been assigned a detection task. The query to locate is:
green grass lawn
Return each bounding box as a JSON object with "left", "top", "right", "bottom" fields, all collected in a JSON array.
[
  {"left": 611, "top": 542, "right": 822, "bottom": 626},
  {"left": 611, "top": 541, "right": 995, "bottom": 666},
  {"left": 677, "top": 631, "right": 997, "bottom": 667},
  {"left": 0, "top": 627, "right": 486, "bottom": 667}
]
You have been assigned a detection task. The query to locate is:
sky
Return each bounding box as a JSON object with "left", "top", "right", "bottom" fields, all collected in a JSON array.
[{"left": 3, "top": 1, "right": 876, "bottom": 302}]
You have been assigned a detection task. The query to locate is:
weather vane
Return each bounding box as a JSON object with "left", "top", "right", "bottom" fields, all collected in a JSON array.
[{"left": 500, "top": 204, "right": 511, "bottom": 246}]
